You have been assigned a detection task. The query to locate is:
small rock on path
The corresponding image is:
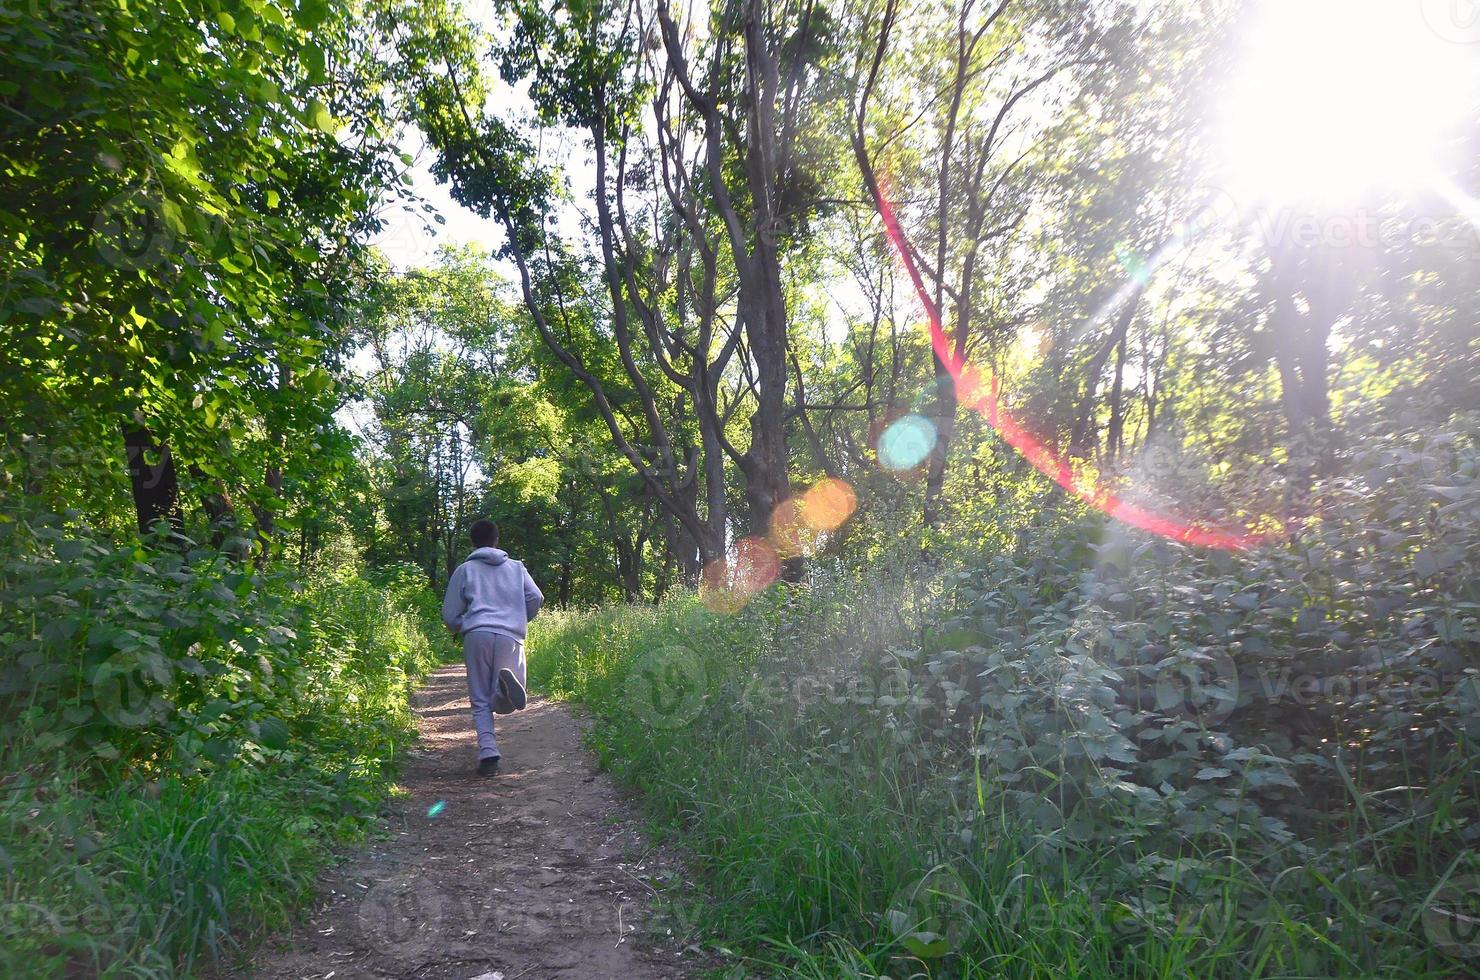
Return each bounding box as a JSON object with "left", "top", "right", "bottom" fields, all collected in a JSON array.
[{"left": 245, "top": 664, "right": 697, "bottom": 979}]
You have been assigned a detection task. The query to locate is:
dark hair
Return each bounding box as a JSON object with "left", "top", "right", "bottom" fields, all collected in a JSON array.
[{"left": 470, "top": 519, "right": 499, "bottom": 548}]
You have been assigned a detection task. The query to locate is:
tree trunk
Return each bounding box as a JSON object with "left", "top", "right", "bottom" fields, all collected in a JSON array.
[
  {"left": 654, "top": 546, "right": 674, "bottom": 601},
  {"left": 123, "top": 425, "right": 182, "bottom": 537},
  {"left": 739, "top": 7, "right": 797, "bottom": 571},
  {"left": 252, "top": 360, "right": 291, "bottom": 558},
  {"left": 922, "top": 364, "right": 957, "bottom": 532},
  {"left": 656, "top": 0, "right": 796, "bottom": 566},
  {"left": 1105, "top": 328, "right": 1129, "bottom": 466},
  {"left": 663, "top": 509, "right": 703, "bottom": 584},
  {"left": 558, "top": 548, "right": 573, "bottom": 606},
  {"left": 248, "top": 467, "right": 279, "bottom": 563},
  {"left": 1267, "top": 240, "right": 1344, "bottom": 504},
  {"left": 1070, "top": 283, "right": 1144, "bottom": 460},
  {"left": 189, "top": 464, "right": 233, "bottom": 550},
  {"left": 618, "top": 535, "right": 642, "bottom": 602}
]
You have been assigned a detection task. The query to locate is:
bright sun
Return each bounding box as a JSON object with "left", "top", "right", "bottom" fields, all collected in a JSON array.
[{"left": 1222, "top": 0, "right": 1478, "bottom": 206}]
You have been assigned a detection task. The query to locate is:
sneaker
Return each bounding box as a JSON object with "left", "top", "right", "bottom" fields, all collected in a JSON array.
[
  {"left": 498, "top": 667, "right": 528, "bottom": 711},
  {"left": 477, "top": 756, "right": 500, "bottom": 778}
]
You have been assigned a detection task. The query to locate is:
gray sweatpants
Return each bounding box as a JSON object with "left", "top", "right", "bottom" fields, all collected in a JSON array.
[{"left": 462, "top": 630, "right": 526, "bottom": 760}]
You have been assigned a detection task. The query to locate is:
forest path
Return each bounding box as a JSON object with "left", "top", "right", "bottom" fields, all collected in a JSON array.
[{"left": 246, "top": 664, "right": 696, "bottom": 980}]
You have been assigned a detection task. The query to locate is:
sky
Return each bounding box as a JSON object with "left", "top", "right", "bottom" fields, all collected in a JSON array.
[
  {"left": 371, "top": 127, "right": 504, "bottom": 271},
  {"left": 344, "top": 129, "right": 487, "bottom": 443}
]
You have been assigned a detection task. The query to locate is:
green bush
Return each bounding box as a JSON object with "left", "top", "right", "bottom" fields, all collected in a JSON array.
[{"left": 0, "top": 510, "right": 451, "bottom": 976}]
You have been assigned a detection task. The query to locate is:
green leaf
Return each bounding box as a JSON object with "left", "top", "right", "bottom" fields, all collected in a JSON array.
[
  {"left": 901, "top": 931, "right": 952, "bottom": 959},
  {"left": 159, "top": 199, "right": 187, "bottom": 235},
  {"left": 201, "top": 698, "right": 234, "bottom": 720},
  {"left": 203, "top": 738, "right": 237, "bottom": 764},
  {"left": 256, "top": 715, "right": 291, "bottom": 751},
  {"left": 307, "top": 99, "right": 336, "bottom": 134},
  {"left": 12, "top": 296, "right": 59, "bottom": 316},
  {"left": 295, "top": 0, "right": 331, "bottom": 29},
  {"left": 301, "top": 42, "right": 326, "bottom": 82},
  {"left": 41, "top": 617, "right": 80, "bottom": 647}
]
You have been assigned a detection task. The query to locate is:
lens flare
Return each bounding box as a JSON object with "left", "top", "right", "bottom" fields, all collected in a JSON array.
[
  {"left": 769, "top": 498, "right": 812, "bottom": 558},
  {"left": 1430, "top": 171, "right": 1480, "bottom": 237},
  {"left": 1222, "top": 0, "right": 1476, "bottom": 206},
  {"left": 879, "top": 415, "right": 937, "bottom": 471},
  {"left": 734, "top": 536, "right": 780, "bottom": 590},
  {"left": 1115, "top": 243, "right": 1150, "bottom": 284},
  {"left": 768, "top": 479, "right": 858, "bottom": 558},
  {"left": 427, "top": 800, "right": 446, "bottom": 818},
  {"left": 701, "top": 536, "right": 781, "bottom": 612},
  {"left": 870, "top": 188, "right": 1272, "bottom": 551},
  {"left": 802, "top": 478, "right": 856, "bottom": 532}
]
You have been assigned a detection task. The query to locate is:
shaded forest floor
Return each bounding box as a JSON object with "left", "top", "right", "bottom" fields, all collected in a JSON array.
[{"left": 244, "top": 665, "right": 700, "bottom": 979}]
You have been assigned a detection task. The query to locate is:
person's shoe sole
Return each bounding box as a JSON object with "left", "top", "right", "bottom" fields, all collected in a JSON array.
[
  {"left": 477, "top": 757, "right": 500, "bottom": 778},
  {"left": 499, "top": 667, "right": 528, "bottom": 710}
]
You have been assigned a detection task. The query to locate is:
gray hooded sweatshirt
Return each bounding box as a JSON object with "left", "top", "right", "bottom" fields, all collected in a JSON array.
[{"left": 441, "top": 547, "right": 545, "bottom": 640}]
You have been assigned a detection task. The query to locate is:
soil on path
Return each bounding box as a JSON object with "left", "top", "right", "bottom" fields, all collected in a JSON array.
[{"left": 246, "top": 664, "right": 698, "bottom": 980}]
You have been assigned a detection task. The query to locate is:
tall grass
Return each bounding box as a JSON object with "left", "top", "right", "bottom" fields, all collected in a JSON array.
[
  {"left": 0, "top": 527, "right": 455, "bottom": 978},
  {"left": 528, "top": 584, "right": 1477, "bottom": 979}
]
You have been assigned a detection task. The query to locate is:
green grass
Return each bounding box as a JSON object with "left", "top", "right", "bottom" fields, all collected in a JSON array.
[
  {"left": 1, "top": 759, "right": 359, "bottom": 976},
  {"left": 527, "top": 591, "right": 1478, "bottom": 979},
  {"left": 0, "top": 558, "right": 456, "bottom": 978}
]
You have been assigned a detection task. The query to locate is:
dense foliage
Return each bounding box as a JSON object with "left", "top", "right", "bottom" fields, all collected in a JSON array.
[
  {"left": 529, "top": 413, "right": 1480, "bottom": 975},
  {"left": 0, "top": 512, "right": 452, "bottom": 974},
  {"left": 0, "top": 1, "right": 453, "bottom": 974}
]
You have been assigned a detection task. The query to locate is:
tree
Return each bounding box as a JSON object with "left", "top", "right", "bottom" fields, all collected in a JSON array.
[
  {"left": 846, "top": 0, "right": 1116, "bottom": 534},
  {"left": 1, "top": 0, "right": 409, "bottom": 544},
  {"left": 389, "top": 0, "right": 849, "bottom": 575},
  {"left": 356, "top": 245, "right": 670, "bottom": 600}
]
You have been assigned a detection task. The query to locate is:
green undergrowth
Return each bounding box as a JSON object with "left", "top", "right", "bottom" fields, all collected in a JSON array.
[
  {"left": 532, "top": 590, "right": 1479, "bottom": 978},
  {"left": 526, "top": 433, "right": 1480, "bottom": 980},
  {"left": 530, "top": 594, "right": 1241, "bottom": 978},
  {"left": 0, "top": 512, "right": 456, "bottom": 977}
]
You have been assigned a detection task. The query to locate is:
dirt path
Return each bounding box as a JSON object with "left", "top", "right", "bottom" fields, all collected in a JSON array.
[{"left": 246, "top": 665, "right": 699, "bottom": 979}]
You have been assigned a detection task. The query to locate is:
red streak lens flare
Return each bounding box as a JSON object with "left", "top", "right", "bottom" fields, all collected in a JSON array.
[{"left": 872, "top": 189, "right": 1271, "bottom": 551}]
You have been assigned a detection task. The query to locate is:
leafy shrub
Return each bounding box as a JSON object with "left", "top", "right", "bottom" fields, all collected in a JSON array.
[{"left": 0, "top": 510, "right": 450, "bottom": 976}]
